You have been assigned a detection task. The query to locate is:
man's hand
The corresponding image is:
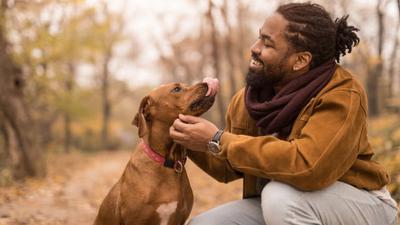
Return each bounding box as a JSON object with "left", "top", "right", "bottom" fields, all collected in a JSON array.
[{"left": 170, "top": 114, "right": 219, "bottom": 152}]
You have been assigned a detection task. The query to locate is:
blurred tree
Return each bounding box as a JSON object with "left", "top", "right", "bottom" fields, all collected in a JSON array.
[
  {"left": 35, "top": 2, "right": 97, "bottom": 153},
  {"left": 387, "top": 0, "right": 400, "bottom": 99},
  {"left": 0, "top": 0, "right": 45, "bottom": 178},
  {"left": 155, "top": 13, "right": 208, "bottom": 84},
  {"left": 54, "top": 2, "right": 130, "bottom": 151},
  {"left": 7, "top": 0, "right": 95, "bottom": 153},
  {"left": 236, "top": 1, "right": 252, "bottom": 77},
  {"left": 88, "top": 1, "right": 128, "bottom": 150},
  {"left": 9, "top": 1, "right": 63, "bottom": 148},
  {"left": 366, "top": 0, "right": 385, "bottom": 117},
  {"left": 6, "top": 0, "right": 132, "bottom": 153},
  {"left": 207, "top": 0, "right": 226, "bottom": 127},
  {"left": 220, "top": 0, "right": 238, "bottom": 99},
  {"left": 155, "top": 0, "right": 254, "bottom": 127}
]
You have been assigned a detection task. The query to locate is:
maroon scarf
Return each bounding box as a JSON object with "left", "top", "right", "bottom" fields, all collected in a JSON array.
[{"left": 245, "top": 60, "right": 337, "bottom": 138}]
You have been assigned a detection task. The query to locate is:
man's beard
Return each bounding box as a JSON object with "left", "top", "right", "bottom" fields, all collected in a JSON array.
[
  {"left": 245, "top": 64, "right": 285, "bottom": 89},
  {"left": 246, "top": 70, "right": 269, "bottom": 88}
]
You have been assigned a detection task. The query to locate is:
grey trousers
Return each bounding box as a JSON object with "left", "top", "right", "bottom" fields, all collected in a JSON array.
[{"left": 189, "top": 181, "right": 398, "bottom": 225}]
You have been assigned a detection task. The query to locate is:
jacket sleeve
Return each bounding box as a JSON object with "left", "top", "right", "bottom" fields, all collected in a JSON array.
[
  {"left": 217, "top": 89, "right": 366, "bottom": 190},
  {"left": 187, "top": 93, "right": 243, "bottom": 183}
]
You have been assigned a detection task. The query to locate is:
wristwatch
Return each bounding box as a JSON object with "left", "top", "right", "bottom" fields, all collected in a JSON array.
[{"left": 207, "top": 129, "right": 224, "bottom": 154}]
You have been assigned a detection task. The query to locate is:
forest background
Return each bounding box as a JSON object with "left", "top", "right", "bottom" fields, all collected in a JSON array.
[{"left": 0, "top": 0, "right": 399, "bottom": 224}]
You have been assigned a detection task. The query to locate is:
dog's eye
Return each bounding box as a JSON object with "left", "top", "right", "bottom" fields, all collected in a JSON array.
[{"left": 171, "top": 86, "right": 182, "bottom": 93}]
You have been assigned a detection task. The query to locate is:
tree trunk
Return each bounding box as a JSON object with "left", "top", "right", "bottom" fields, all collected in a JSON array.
[
  {"left": 63, "top": 113, "right": 72, "bottom": 153},
  {"left": 63, "top": 63, "right": 75, "bottom": 153},
  {"left": 0, "top": 120, "right": 10, "bottom": 161},
  {"left": 221, "top": 0, "right": 238, "bottom": 98},
  {"left": 0, "top": 4, "right": 45, "bottom": 178},
  {"left": 101, "top": 49, "right": 112, "bottom": 150},
  {"left": 2, "top": 118, "right": 20, "bottom": 172},
  {"left": 208, "top": 0, "right": 225, "bottom": 127},
  {"left": 367, "top": 63, "right": 382, "bottom": 117},
  {"left": 397, "top": 0, "right": 400, "bottom": 22},
  {"left": 237, "top": 1, "right": 250, "bottom": 78},
  {"left": 387, "top": 22, "right": 399, "bottom": 98},
  {"left": 367, "top": 0, "right": 385, "bottom": 117},
  {"left": 387, "top": 0, "right": 400, "bottom": 98}
]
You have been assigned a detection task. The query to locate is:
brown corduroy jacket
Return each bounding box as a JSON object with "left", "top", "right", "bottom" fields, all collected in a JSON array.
[{"left": 188, "top": 66, "right": 390, "bottom": 198}]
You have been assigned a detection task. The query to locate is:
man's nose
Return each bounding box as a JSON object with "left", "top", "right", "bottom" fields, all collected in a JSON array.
[{"left": 250, "top": 39, "right": 262, "bottom": 56}]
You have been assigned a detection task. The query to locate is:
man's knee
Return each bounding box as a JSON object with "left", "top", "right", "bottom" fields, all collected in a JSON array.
[
  {"left": 261, "top": 181, "right": 303, "bottom": 224},
  {"left": 189, "top": 198, "right": 265, "bottom": 225},
  {"left": 188, "top": 214, "right": 220, "bottom": 225}
]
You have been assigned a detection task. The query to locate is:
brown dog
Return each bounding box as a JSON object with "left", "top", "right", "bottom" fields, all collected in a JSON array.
[{"left": 93, "top": 82, "right": 215, "bottom": 225}]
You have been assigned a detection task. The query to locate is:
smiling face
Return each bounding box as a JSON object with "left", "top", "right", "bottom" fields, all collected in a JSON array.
[
  {"left": 132, "top": 82, "right": 215, "bottom": 138},
  {"left": 246, "top": 13, "right": 297, "bottom": 88}
]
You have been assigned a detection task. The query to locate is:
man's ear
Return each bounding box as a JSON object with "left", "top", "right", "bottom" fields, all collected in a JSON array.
[
  {"left": 132, "top": 96, "right": 152, "bottom": 138},
  {"left": 293, "top": 51, "right": 312, "bottom": 71}
]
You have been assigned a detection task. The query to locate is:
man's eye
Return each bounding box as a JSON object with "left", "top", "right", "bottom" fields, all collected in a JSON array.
[
  {"left": 171, "top": 86, "right": 182, "bottom": 93},
  {"left": 263, "top": 40, "right": 272, "bottom": 47}
]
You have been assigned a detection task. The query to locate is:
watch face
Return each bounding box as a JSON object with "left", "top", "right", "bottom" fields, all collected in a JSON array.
[{"left": 207, "top": 142, "right": 220, "bottom": 154}]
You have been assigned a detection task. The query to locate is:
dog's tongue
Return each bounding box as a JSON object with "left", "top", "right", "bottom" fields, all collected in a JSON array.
[{"left": 203, "top": 77, "right": 219, "bottom": 96}]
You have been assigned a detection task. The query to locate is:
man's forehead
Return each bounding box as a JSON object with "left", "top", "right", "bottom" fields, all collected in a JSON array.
[{"left": 260, "top": 13, "right": 288, "bottom": 36}]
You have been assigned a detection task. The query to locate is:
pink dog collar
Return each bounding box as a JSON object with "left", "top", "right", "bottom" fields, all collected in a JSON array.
[
  {"left": 140, "top": 139, "right": 186, "bottom": 173},
  {"left": 140, "top": 139, "right": 165, "bottom": 165}
]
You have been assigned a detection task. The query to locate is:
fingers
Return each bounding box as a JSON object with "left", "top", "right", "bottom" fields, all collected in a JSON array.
[
  {"left": 169, "top": 125, "right": 187, "bottom": 142},
  {"left": 178, "top": 114, "right": 204, "bottom": 124},
  {"left": 170, "top": 115, "right": 204, "bottom": 141},
  {"left": 170, "top": 115, "right": 217, "bottom": 151},
  {"left": 169, "top": 122, "right": 188, "bottom": 146},
  {"left": 172, "top": 118, "right": 191, "bottom": 133}
]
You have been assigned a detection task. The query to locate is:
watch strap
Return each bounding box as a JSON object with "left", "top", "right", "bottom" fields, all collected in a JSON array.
[{"left": 212, "top": 130, "right": 224, "bottom": 143}]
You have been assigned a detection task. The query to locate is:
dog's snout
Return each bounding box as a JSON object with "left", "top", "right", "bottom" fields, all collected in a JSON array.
[
  {"left": 190, "top": 82, "right": 209, "bottom": 95},
  {"left": 200, "top": 82, "right": 209, "bottom": 92},
  {"left": 200, "top": 82, "right": 208, "bottom": 88}
]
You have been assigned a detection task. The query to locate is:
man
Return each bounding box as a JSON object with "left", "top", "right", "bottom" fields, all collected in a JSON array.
[{"left": 170, "top": 2, "right": 398, "bottom": 225}]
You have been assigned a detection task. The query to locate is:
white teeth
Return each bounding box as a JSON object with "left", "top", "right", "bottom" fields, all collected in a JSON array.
[{"left": 251, "top": 59, "right": 263, "bottom": 66}]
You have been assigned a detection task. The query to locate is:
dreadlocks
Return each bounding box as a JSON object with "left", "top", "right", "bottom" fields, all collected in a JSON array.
[{"left": 277, "top": 2, "right": 360, "bottom": 68}]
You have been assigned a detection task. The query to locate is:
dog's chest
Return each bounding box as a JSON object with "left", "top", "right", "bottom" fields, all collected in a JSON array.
[{"left": 156, "top": 201, "right": 178, "bottom": 225}]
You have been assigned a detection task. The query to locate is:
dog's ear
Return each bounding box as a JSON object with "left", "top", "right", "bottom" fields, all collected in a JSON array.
[{"left": 132, "top": 95, "right": 152, "bottom": 138}]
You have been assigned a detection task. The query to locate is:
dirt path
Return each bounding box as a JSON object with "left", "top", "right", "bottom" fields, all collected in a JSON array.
[
  {"left": 0, "top": 150, "right": 242, "bottom": 225},
  {"left": 0, "top": 151, "right": 129, "bottom": 225}
]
